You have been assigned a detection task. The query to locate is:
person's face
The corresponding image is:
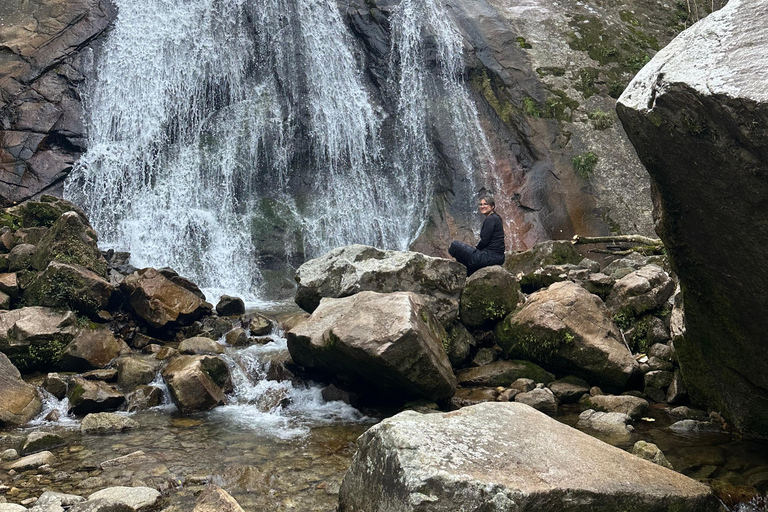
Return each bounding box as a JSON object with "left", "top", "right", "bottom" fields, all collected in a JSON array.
[{"left": 479, "top": 200, "right": 493, "bottom": 215}]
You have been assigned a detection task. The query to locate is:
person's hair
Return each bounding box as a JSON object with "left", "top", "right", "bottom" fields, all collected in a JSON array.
[{"left": 479, "top": 195, "right": 496, "bottom": 208}]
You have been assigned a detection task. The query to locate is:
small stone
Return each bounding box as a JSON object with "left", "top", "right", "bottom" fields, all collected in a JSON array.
[
  {"left": 590, "top": 386, "right": 603, "bottom": 396},
  {"left": 496, "top": 388, "right": 519, "bottom": 402},
  {"left": 43, "top": 373, "right": 68, "bottom": 399},
  {"left": 6, "top": 451, "right": 56, "bottom": 471},
  {"left": 247, "top": 313, "right": 272, "bottom": 336},
  {"left": 80, "top": 413, "right": 139, "bottom": 434},
  {"left": 22, "top": 431, "right": 66, "bottom": 455},
  {"left": 470, "top": 347, "right": 497, "bottom": 367},
  {"left": 99, "top": 450, "right": 150, "bottom": 469},
  {"left": 514, "top": 387, "right": 558, "bottom": 416},
  {"left": 225, "top": 328, "right": 247, "bottom": 347},
  {"left": 509, "top": 378, "right": 535, "bottom": 393},
  {"left": 632, "top": 440, "right": 673, "bottom": 469},
  {"left": 178, "top": 337, "right": 225, "bottom": 355},
  {"left": 86, "top": 486, "right": 161, "bottom": 510},
  {"left": 1, "top": 449, "right": 19, "bottom": 461},
  {"left": 216, "top": 295, "right": 245, "bottom": 316}
]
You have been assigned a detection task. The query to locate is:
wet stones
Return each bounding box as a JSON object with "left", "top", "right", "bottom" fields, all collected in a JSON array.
[
  {"left": 58, "top": 326, "right": 122, "bottom": 372},
  {"left": 215, "top": 295, "right": 245, "bottom": 317},
  {"left": 0, "top": 352, "right": 41, "bottom": 427},
  {"left": 66, "top": 377, "right": 125, "bottom": 415},
  {"left": 80, "top": 413, "right": 139, "bottom": 434}
]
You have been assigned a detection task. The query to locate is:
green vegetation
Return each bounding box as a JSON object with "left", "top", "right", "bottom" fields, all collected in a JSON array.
[
  {"left": 469, "top": 68, "right": 516, "bottom": 126},
  {"left": 545, "top": 90, "right": 580, "bottom": 122},
  {"left": 572, "top": 152, "right": 598, "bottom": 179},
  {"left": 522, "top": 96, "right": 541, "bottom": 118},
  {"left": 588, "top": 109, "right": 614, "bottom": 130},
  {"left": 516, "top": 36, "right": 532, "bottom": 49},
  {"left": 574, "top": 68, "right": 600, "bottom": 99},
  {"left": 536, "top": 67, "right": 566, "bottom": 77}
]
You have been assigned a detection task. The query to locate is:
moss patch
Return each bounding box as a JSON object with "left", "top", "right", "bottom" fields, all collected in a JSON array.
[
  {"left": 496, "top": 317, "right": 576, "bottom": 362},
  {"left": 572, "top": 152, "right": 598, "bottom": 180},
  {"left": 588, "top": 109, "right": 614, "bottom": 130},
  {"left": 545, "top": 90, "right": 580, "bottom": 122}
]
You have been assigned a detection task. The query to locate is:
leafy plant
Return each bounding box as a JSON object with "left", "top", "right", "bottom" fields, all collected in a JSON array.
[
  {"left": 588, "top": 109, "right": 614, "bottom": 130},
  {"left": 572, "top": 152, "right": 598, "bottom": 179}
]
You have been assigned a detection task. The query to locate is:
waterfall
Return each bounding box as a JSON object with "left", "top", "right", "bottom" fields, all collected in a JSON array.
[{"left": 66, "top": 0, "right": 492, "bottom": 301}]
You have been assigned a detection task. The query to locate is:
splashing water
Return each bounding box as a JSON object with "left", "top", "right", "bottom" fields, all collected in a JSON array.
[{"left": 66, "top": 0, "right": 492, "bottom": 301}]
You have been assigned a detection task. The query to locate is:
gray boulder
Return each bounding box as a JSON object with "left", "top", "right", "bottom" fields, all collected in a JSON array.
[
  {"left": 8, "top": 244, "right": 36, "bottom": 272},
  {"left": 116, "top": 357, "right": 160, "bottom": 391},
  {"left": 548, "top": 376, "right": 590, "bottom": 404},
  {"left": 606, "top": 264, "right": 675, "bottom": 317},
  {"left": 458, "top": 265, "right": 521, "bottom": 328},
  {"left": 503, "top": 241, "right": 583, "bottom": 277},
  {"left": 215, "top": 295, "right": 245, "bottom": 317},
  {"left": 339, "top": 402, "right": 722, "bottom": 512},
  {"left": 193, "top": 485, "right": 245, "bottom": 512},
  {"left": 80, "top": 413, "right": 139, "bottom": 434},
  {"left": 81, "top": 487, "right": 161, "bottom": 512},
  {"left": 456, "top": 360, "right": 553, "bottom": 388},
  {"left": 286, "top": 291, "right": 456, "bottom": 402},
  {"left": 577, "top": 409, "right": 634, "bottom": 441},
  {"left": 29, "top": 491, "right": 86, "bottom": 510},
  {"left": 5, "top": 451, "right": 56, "bottom": 471},
  {"left": 633, "top": 441, "right": 673, "bottom": 470},
  {"left": 514, "top": 387, "right": 558, "bottom": 416},
  {"left": 0, "top": 307, "right": 78, "bottom": 371},
  {"left": 124, "top": 386, "right": 164, "bottom": 412},
  {"left": 294, "top": 244, "right": 465, "bottom": 326},
  {"left": 161, "top": 355, "right": 231, "bottom": 414},
  {"left": 617, "top": 0, "right": 768, "bottom": 436},
  {"left": 0, "top": 352, "right": 41, "bottom": 426},
  {"left": 22, "top": 431, "right": 65, "bottom": 455},
  {"left": 582, "top": 394, "right": 649, "bottom": 420},
  {"left": 495, "top": 281, "right": 641, "bottom": 391}
]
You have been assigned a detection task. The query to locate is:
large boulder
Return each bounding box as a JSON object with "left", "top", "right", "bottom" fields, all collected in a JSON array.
[
  {"left": 0, "top": 352, "right": 42, "bottom": 426},
  {"left": 32, "top": 211, "right": 108, "bottom": 276},
  {"left": 294, "top": 245, "right": 465, "bottom": 326},
  {"left": 58, "top": 326, "right": 122, "bottom": 372},
  {"left": 338, "top": 402, "right": 723, "bottom": 512},
  {"left": 161, "top": 355, "right": 231, "bottom": 414},
  {"left": 67, "top": 377, "right": 125, "bottom": 415},
  {"left": 503, "top": 240, "right": 584, "bottom": 277},
  {"left": 0, "top": 306, "right": 78, "bottom": 371},
  {"left": 605, "top": 264, "right": 675, "bottom": 317},
  {"left": 458, "top": 265, "right": 521, "bottom": 328},
  {"left": 286, "top": 291, "right": 456, "bottom": 402},
  {"left": 121, "top": 268, "right": 212, "bottom": 330},
  {"left": 616, "top": 0, "right": 768, "bottom": 436},
  {"left": 23, "top": 261, "right": 116, "bottom": 317},
  {"left": 495, "top": 281, "right": 641, "bottom": 391}
]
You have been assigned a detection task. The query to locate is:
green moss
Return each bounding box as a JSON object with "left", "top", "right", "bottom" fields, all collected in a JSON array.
[
  {"left": 516, "top": 36, "right": 532, "bottom": 49},
  {"left": 21, "top": 202, "right": 63, "bottom": 228},
  {"left": 67, "top": 381, "right": 86, "bottom": 405},
  {"left": 619, "top": 10, "right": 640, "bottom": 26},
  {"left": 544, "top": 90, "right": 580, "bottom": 122},
  {"left": 626, "top": 52, "right": 651, "bottom": 72},
  {"left": 572, "top": 152, "right": 598, "bottom": 180},
  {"left": 536, "top": 67, "right": 566, "bottom": 77},
  {"left": 522, "top": 96, "right": 541, "bottom": 118},
  {"left": 588, "top": 109, "right": 614, "bottom": 130},
  {"left": 325, "top": 330, "right": 340, "bottom": 349},
  {"left": 469, "top": 68, "right": 517, "bottom": 126},
  {"left": 0, "top": 212, "right": 22, "bottom": 231},
  {"left": 648, "top": 110, "right": 664, "bottom": 127},
  {"left": 24, "top": 265, "right": 102, "bottom": 316},
  {"left": 574, "top": 68, "right": 600, "bottom": 99},
  {"left": 25, "top": 336, "right": 70, "bottom": 371},
  {"left": 496, "top": 318, "right": 575, "bottom": 362}
]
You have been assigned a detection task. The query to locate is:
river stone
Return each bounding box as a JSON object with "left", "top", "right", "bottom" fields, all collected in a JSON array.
[
  {"left": 29, "top": 491, "right": 86, "bottom": 510},
  {"left": 1, "top": 449, "right": 19, "bottom": 461},
  {"left": 455, "top": 360, "right": 553, "bottom": 388},
  {"left": 246, "top": 314, "right": 272, "bottom": 336},
  {"left": 193, "top": 484, "right": 244, "bottom": 512},
  {"left": 0, "top": 306, "right": 78, "bottom": 371},
  {"left": 470, "top": 347, "right": 497, "bottom": 367},
  {"left": 0, "top": 504, "right": 26, "bottom": 512},
  {"left": 58, "top": 327, "right": 121, "bottom": 372},
  {"left": 224, "top": 328, "right": 248, "bottom": 347},
  {"left": 577, "top": 409, "right": 634, "bottom": 441},
  {"left": 215, "top": 295, "right": 245, "bottom": 317},
  {"left": 286, "top": 291, "right": 456, "bottom": 402},
  {"left": 116, "top": 357, "right": 160, "bottom": 391},
  {"left": 121, "top": 268, "right": 212, "bottom": 330},
  {"left": 0, "top": 291, "right": 9, "bottom": 311},
  {"left": 495, "top": 281, "right": 641, "bottom": 391},
  {"left": 0, "top": 352, "right": 42, "bottom": 426},
  {"left": 80, "top": 413, "right": 139, "bottom": 434},
  {"left": 161, "top": 355, "right": 231, "bottom": 414},
  {"left": 85, "top": 487, "right": 161, "bottom": 511},
  {"left": 178, "top": 337, "right": 225, "bottom": 355},
  {"left": 649, "top": 342, "right": 674, "bottom": 362},
  {"left": 23, "top": 261, "right": 116, "bottom": 318},
  {"left": 67, "top": 377, "right": 125, "bottom": 415},
  {"left": 125, "top": 386, "right": 164, "bottom": 412},
  {"left": 605, "top": 265, "right": 675, "bottom": 317},
  {"left": 338, "top": 402, "right": 722, "bottom": 512},
  {"left": 294, "top": 244, "right": 465, "bottom": 326},
  {"left": 633, "top": 441, "right": 673, "bottom": 469},
  {"left": 22, "top": 431, "right": 65, "bottom": 455},
  {"left": 581, "top": 394, "right": 649, "bottom": 420},
  {"left": 548, "top": 376, "right": 590, "bottom": 404},
  {"left": 617, "top": 0, "right": 768, "bottom": 436},
  {"left": 458, "top": 265, "right": 521, "bottom": 328},
  {"left": 514, "top": 387, "right": 558, "bottom": 416},
  {"left": 42, "top": 373, "right": 67, "bottom": 400},
  {"left": 5, "top": 451, "right": 55, "bottom": 471},
  {"left": 31, "top": 212, "right": 107, "bottom": 277},
  {"left": 645, "top": 370, "right": 674, "bottom": 390}
]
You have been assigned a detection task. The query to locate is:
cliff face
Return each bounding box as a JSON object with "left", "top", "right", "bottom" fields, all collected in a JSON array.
[
  {"left": 0, "top": 0, "right": 116, "bottom": 206},
  {"left": 617, "top": 0, "right": 768, "bottom": 437}
]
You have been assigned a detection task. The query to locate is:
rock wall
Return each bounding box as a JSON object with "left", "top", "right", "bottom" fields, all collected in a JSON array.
[
  {"left": 0, "top": 0, "right": 116, "bottom": 206},
  {"left": 616, "top": 0, "right": 768, "bottom": 437}
]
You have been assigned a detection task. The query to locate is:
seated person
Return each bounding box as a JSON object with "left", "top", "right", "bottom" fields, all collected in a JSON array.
[{"left": 448, "top": 196, "right": 505, "bottom": 276}]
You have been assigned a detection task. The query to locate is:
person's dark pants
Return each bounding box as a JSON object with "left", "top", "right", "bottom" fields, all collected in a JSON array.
[{"left": 449, "top": 241, "right": 505, "bottom": 276}]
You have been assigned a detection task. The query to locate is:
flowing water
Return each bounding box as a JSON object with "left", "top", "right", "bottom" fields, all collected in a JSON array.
[{"left": 65, "top": 0, "right": 493, "bottom": 303}]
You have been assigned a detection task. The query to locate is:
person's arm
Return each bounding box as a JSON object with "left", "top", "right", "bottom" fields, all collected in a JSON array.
[{"left": 476, "top": 216, "right": 493, "bottom": 250}]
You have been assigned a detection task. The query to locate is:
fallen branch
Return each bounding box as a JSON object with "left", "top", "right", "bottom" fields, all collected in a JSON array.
[{"left": 571, "top": 234, "right": 662, "bottom": 246}]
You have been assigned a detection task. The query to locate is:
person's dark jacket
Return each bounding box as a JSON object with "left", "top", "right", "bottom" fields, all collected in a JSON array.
[{"left": 476, "top": 213, "right": 505, "bottom": 255}]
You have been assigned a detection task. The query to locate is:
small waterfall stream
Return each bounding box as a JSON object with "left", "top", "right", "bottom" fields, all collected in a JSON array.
[{"left": 66, "top": 0, "right": 492, "bottom": 301}]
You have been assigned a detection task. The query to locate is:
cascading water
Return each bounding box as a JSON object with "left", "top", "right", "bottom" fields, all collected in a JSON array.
[{"left": 66, "top": 0, "right": 493, "bottom": 301}]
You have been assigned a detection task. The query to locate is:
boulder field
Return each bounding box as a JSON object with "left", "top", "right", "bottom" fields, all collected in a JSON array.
[{"left": 617, "top": 0, "right": 768, "bottom": 437}]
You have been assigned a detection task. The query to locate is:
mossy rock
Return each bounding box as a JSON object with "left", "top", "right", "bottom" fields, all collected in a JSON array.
[
  {"left": 495, "top": 316, "right": 576, "bottom": 362},
  {"left": 459, "top": 266, "right": 521, "bottom": 328},
  {"left": 504, "top": 240, "right": 583, "bottom": 277},
  {"left": 23, "top": 262, "right": 115, "bottom": 318},
  {"left": 7, "top": 195, "right": 88, "bottom": 229},
  {"left": 443, "top": 322, "right": 475, "bottom": 367},
  {"left": 32, "top": 212, "right": 108, "bottom": 277}
]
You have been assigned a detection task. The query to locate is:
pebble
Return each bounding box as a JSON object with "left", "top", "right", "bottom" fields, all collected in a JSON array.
[{"left": 1, "top": 449, "right": 18, "bottom": 461}]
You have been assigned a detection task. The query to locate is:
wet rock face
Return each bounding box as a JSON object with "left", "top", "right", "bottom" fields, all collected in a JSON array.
[
  {"left": 339, "top": 402, "right": 723, "bottom": 512},
  {"left": 617, "top": 0, "right": 768, "bottom": 437},
  {"left": 0, "top": 0, "right": 117, "bottom": 205},
  {"left": 286, "top": 291, "right": 457, "bottom": 402}
]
